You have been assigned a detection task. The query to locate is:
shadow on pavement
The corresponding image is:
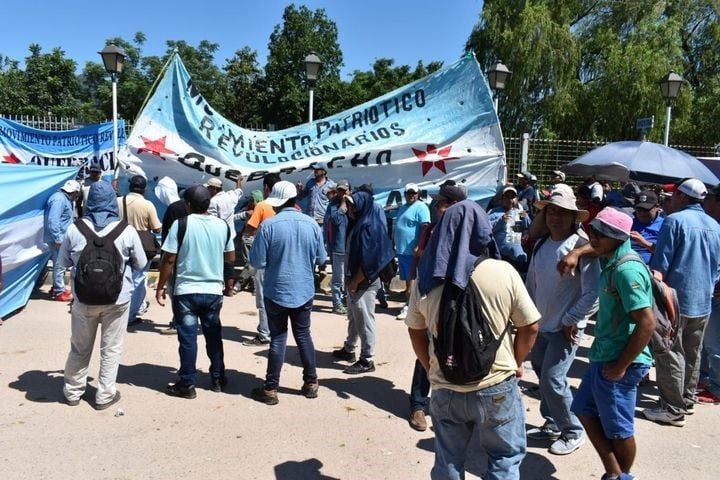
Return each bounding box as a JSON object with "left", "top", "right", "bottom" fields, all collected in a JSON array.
[
  {"left": 320, "top": 375, "right": 407, "bottom": 419},
  {"left": 8, "top": 369, "right": 68, "bottom": 403},
  {"left": 274, "top": 458, "right": 340, "bottom": 480}
]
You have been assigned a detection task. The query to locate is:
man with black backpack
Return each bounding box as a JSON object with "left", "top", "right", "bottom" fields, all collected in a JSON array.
[
  {"left": 406, "top": 200, "right": 540, "bottom": 480},
  {"left": 59, "top": 181, "right": 146, "bottom": 410}
]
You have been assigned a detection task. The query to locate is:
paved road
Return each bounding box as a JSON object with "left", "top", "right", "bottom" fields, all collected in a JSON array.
[{"left": 1, "top": 285, "right": 717, "bottom": 479}]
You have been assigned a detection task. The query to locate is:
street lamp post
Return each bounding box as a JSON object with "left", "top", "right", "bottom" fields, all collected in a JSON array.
[
  {"left": 659, "top": 71, "right": 683, "bottom": 146},
  {"left": 98, "top": 43, "right": 126, "bottom": 185},
  {"left": 486, "top": 60, "right": 512, "bottom": 111},
  {"left": 304, "top": 53, "right": 322, "bottom": 123}
]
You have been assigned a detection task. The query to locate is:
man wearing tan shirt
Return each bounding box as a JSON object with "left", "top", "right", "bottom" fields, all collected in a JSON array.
[
  {"left": 119, "top": 175, "right": 161, "bottom": 325},
  {"left": 406, "top": 200, "right": 539, "bottom": 480}
]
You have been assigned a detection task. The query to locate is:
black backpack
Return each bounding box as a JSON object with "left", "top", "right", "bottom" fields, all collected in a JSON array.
[
  {"left": 73, "top": 219, "right": 128, "bottom": 305},
  {"left": 608, "top": 252, "right": 680, "bottom": 354},
  {"left": 434, "top": 266, "right": 510, "bottom": 385}
]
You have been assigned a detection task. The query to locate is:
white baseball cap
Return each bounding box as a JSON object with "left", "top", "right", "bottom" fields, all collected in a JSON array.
[
  {"left": 205, "top": 178, "right": 223, "bottom": 189},
  {"left": 405, "top": 182, "right": 419, "bottom": 193},
  {"left": 265, "top": 180, "right": 298, "bottom": 207},
  {"left": 60, "top": 180, "right": 81, "bottom": 193},
  {"left": 676, "top": 178, "right": 707, "bottom": 200}
]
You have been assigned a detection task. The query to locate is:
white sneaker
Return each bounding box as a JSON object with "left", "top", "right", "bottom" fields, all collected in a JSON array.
[
  {"left": 549, "top": 434, "right": 585, "bottom": 455},
  {"left": 137, "top": 300, "right": 150, "bottom": 317},
  {"left": 396, "top": 305, "right": 409, "bottom": 320},
  {"left": 642, "top": 407, "right": 686, "bottom": 427}
]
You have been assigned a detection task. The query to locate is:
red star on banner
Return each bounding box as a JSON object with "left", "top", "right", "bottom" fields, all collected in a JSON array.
[
  {"left": 3, "top": 152, "right": 22, "bottom": 164},
  {"left": 138, "top": 136, "right": 175, "bottom": 158},
  {"left": 412, "top": 144, "right": 460, "bottom": 176}
]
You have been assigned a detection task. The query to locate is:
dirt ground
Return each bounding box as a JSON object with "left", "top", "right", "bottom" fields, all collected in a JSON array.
[{"left": 1, "top": 277, "right": 717, "bottom": 480}]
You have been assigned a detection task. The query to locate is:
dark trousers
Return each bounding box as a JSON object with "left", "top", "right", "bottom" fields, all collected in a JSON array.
[{"left": 264, "top": 298, "right": 318, "bottom": 389}]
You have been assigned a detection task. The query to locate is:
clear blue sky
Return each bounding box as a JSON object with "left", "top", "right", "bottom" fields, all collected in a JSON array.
[{"left": 1, "top": 0, "right": 484, "bottom": 78}]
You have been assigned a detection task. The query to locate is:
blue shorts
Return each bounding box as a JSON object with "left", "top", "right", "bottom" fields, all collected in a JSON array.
[
  {"left": 571, "top": 361, "right": 650, "bottom": 439},
  {"left": 397, "top": 254, "right": 414, "bottom": 281}
]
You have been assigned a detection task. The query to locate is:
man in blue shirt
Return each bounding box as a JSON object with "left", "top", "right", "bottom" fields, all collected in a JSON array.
[
  {"left": 298, "top": 162, "right": 335, "bottom": 226},
  {"left": 44, "top": 180, "right": 81, "bottom": 302},
  {"left": 156, "top": 185, "right": 235, "bottom": 399},
  {"left": 249, "top": 181, "right": 327, "bottom": 405},
  {"left": 324, "top": 180, "right": 351, "bottom": 314},
  {"left": 644, "top": 178, "right": 720, "bottom": 426},
  {"left": 393, "top": 183, "right": 431, "bottom": 320},
  {"left": 629, "top": 190, "right": 664, "bottom": 264}
]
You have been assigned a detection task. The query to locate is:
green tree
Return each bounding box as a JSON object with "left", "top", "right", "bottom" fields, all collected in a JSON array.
[
  {"left": 0, "top": 55, "right": 28, "bottom": 114},
  {"left": 263, "top": 4, "right": 344, "bottom": 128},
  {"left": 22, "top": 44, "right": 81, "bottom": 117},
  {"left": 223, "top": 47, "right": 266, "bottom": 127}
]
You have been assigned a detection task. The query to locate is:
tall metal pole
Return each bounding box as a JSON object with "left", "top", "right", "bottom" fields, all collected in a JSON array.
[
  {"left": 308, "top": 87, "right": 315, "bottom": 124},
  {"left": 110, "top": 73, "right": 120, "bottom": 190},
  {"left": 493, "top": 95, "right": 499, "bottom": 112},
  {"left": 663, "top": 104, "right": 672, "bottom": 146}
]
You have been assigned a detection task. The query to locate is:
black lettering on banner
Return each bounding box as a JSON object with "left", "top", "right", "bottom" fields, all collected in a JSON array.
[
  {"left": 376, "top": 150, "right": 392, "bottom": 165},
  {"left": 327, "top": 156, "right": 345, "bottom": 168},
  {"left": 390, "top": 122, "right": 405, "bottom": 136},
  {"left": 402, "top": 93, "right": 413, "bottom": 111},
  {"left": 218, "top": 130, "right": 245, "bottom": 156},
  {"left": 316, "top": 121, "right": 331, "bottom": 139},
  {"left": 256, "top": 139, "right": 268, "bottom": 154},
  {"left": 351, "top": 152, "right": 370, "bottom": 167},
  {"left": 204, "top": 164, "right": 222, "bottom": 176},
  {"left": 262, "top": 156, "right": 276, "bottom": 164},
  {"left": 415, "top": 89, "right": 426, "bottom": 107},
  {"left": 351, "top": 111, "right": 363, "bottom": 129},
  {"left": 199, "top": 116, "right": 215, "bottom": 140},
  {"left": 278, "top": 166, "right": 297, "bottom": 175},
  {"left": 270, "top": 138, "right": 286, "bottom": 154},
  {"left": 355, "top": 134, "right": 370, "bottom": 145},
  {"left": 246, "top": 170, "right": 268, "bottom": 182},
  {"left": 179, "top": 152, "right": 205, "bottom": 171}
]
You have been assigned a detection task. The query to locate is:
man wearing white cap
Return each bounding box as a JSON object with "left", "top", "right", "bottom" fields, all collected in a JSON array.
[
  {"left": 207, "top": 176, "right": 244, "bottom": 296},
  {"left": 393, "top": 182, "right": 430, "bottom": 320},
  {"left": 643, "top": 178, "right": 720, "bottom": 426},
  {"left": 249, "top": 181, "right": 327, "bottom": 405},
  {"left": 44, "top": 180, "right": 81, "bottom": 302}
]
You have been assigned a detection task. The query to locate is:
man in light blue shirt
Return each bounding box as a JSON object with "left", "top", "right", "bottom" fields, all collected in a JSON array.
[
  {"left": 393, "top": 182, "right": 430, "bottom": 320},
  {"left": 156, "top": 185, "right": 235, "bottom": 399},
  {"left": 298, "top": 162, "right": 335, "bottom": 225},
  {"left": 644, "top": 178, "right": 720, "bottom": 426},
  {"left": 249, "top": 181, "right": 327, "bottom": 405}
]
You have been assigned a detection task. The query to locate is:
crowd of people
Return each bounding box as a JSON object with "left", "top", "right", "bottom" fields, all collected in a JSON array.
[{"left": 37, "top": 161, "right": 720, "bottom": 480}]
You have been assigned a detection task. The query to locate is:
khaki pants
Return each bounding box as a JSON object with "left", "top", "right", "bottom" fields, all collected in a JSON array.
[{"left": 63, "top": 302, "right": 129, "bottom": 405}]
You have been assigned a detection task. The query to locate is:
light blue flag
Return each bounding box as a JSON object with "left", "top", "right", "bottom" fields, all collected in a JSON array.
[{"left": 0, "top": 164, "right": 78, "bottom": 318}]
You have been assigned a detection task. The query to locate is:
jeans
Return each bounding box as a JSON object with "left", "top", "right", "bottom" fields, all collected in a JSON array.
[
  {"left": 172, "top": 293, "right": 225, "bottom": 386},
  {"left": 331, "top": 252, "right": 345, "bottom": 307},
  {"left": 700, "top": 298, "right": 720, "bottom": 395},
  {"left": 343, "top": 278, "right": 381, "bottom": 361},
  {"left": 129, "top": 260, "right": 151, "bottom": 321},
  {"left": 264, "top": 298, "right": 318, "bottom": 390},
  {"left": 49, "top": 243, "right": 65, "bottom": 292},
  {"left": 430, "top": 377, "right": 526, "bottom": 480},
  {"left": 530, "top": 330, "right": 584, "bottom": 439},
  {"left": 63, "top": 301, "right": 129, "bottom": 405},
  {"left": 252, "top": 267, "right": 270, "bottom": 341},
  {"left": 410, "top": 359, "right": 430, "bottom": 413},
  {"left": 655, "top": 314, "right": 709, "bottom": 413}
]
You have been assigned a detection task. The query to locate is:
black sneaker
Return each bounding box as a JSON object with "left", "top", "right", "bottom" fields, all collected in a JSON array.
[
  {"left": 251, "top": 387, "right": 279, "bottom": 405},
  {"left": 301, "top": 381, "right": 319, "bottom": 399},
  {"left": 211, "top": 377, "right": 228, "bottom": 393},
  {"left": 243, "top": 336, "right": 270, "bottom": 346},
  {"left": 343, "top": 358, "right": 375, "bottom": 375},
  {"left": 332, "top": 347, "right": 356, "bottom": 362},
  {"left": 94, "top": 391, "right": 122, "bottom": 411},
  {"left": 378, "top": 298, "right": 389, "bottom": 309},
  {"left": 166, "top": 383, "right": 197, "bottom": 399}
]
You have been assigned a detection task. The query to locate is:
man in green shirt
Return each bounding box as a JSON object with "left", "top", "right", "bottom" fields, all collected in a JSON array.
[{"left": 571, "top": 207, "right": 656, "bottom": 480}]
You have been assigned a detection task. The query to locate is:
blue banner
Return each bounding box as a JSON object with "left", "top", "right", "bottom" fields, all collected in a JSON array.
[
  {"left": 0, "top": 117, "right": 125, "bottom": 176},
  {"left": 122, "top": 53, "right": 506, "bottom": 203},
  {"left": 0, "top": 164, "right": 78, "bottom": 318}
]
